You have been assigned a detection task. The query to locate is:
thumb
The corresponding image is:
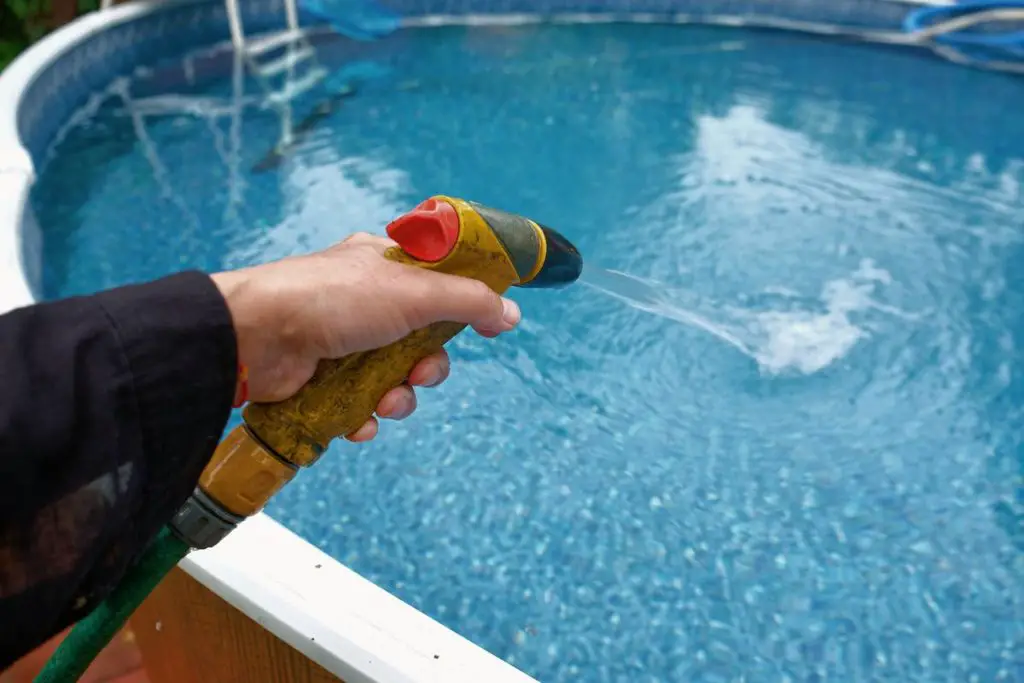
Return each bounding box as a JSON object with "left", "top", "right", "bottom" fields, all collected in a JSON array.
[{"left": 407, "top": 269, "right": 521, "bottom": 335}]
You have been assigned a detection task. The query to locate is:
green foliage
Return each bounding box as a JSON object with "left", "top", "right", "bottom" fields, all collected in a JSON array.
[{"left": 1, "top": 0, "right": 101, "bottom": 70}]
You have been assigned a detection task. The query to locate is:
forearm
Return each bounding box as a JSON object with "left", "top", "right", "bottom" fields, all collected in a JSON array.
[{"left": 0, "top": 271, "right": 237, "bottom": 670}]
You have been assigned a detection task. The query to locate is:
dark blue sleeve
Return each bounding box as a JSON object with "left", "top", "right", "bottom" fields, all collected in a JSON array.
[{"left": 0, "top": 271, "right": 237, "bottom": 671}]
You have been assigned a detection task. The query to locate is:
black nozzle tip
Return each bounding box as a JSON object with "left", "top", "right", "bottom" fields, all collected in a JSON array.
[{"left": 522, "top": 224, "right": 583, "bottom": 288}]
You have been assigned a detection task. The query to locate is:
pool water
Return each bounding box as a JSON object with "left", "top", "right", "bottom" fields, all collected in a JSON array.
[{"left": 33, "top": 22, "right": 1023, "bottom": 683}]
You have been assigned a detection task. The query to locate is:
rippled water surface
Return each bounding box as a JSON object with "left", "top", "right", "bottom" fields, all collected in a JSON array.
[{"left": 34, "top": 23, "right": 1024, "bottom": 682}]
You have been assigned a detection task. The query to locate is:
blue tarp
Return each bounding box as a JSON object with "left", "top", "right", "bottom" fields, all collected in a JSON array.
[
  {"left": 299, "top": 0, "right": 401, "bottom": 40},
  {"left": 904, "top": 0, "right": 1024, "bottom": 62}
]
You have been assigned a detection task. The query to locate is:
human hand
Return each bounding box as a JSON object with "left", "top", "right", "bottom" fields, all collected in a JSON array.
[{"left": 211, "top": 233, "right": 521, "bottom": 441}]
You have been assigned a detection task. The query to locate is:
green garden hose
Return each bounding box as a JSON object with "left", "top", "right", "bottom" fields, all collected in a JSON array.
[{"left": 34, "top": 527, "right": 190, "bottom": 683}]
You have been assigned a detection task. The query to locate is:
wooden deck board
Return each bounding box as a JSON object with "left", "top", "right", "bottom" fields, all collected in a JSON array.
[
  {"left": 1, "top": 626, "right": 147, "bottom": 683},
  {"left": 131, "top": 566, "right": 342, "bottom": 683}
]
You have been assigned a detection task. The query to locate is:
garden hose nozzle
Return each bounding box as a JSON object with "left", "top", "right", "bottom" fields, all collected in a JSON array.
[
  {"left": 37, "top": 196, "right": 581, "bottom": 683},
  {"left": 170, "top": 195, "right": 583, "bottom": 546}
]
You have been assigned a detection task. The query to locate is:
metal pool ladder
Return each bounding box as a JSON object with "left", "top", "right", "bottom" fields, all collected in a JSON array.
[
  {"left": 223, "top": 0, "right": 328, "bottom": 146},
  {"left": 82, "top": 0, "right": 331, "bottom": 243}
]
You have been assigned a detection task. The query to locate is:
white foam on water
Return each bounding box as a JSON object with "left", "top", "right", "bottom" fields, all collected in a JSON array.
[
  {"left": 743, "top": 259, "right": 907, "bottom": 374},
  {"left": 581, "top": 259, "right": 913, "bottom": 375}
]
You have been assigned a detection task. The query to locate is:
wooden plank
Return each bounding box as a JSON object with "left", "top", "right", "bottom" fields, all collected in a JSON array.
[
  {"left": 0, "top": 626, "right": 144, "bottom": 683},
  {"left": 131, "top": 566, "right": 342, "bottom": 683}
]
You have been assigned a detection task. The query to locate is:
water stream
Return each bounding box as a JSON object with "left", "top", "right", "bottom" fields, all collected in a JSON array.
[{"left": 580, "top": 260, "right": 922, "bottom": 375}]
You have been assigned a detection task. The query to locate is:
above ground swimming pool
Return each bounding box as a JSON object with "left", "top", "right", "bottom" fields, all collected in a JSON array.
[{"left": 27, "top": 8, "right": 1024, "bottom": 683}]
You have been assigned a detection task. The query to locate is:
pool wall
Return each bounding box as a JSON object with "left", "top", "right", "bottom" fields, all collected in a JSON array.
[{"left": 0, "top": 0, "right": 953, "bottom": 680}]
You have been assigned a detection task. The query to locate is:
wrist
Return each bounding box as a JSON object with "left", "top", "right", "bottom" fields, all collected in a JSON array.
[
  {"left": 211, "top": 270, "right": 256, "bottom": 405},
  {"left": 210, "top": 266, "right": 307, "bottom": 403},
  {"left": 233, "top": 363, "right": 249, "bottom": 407}
]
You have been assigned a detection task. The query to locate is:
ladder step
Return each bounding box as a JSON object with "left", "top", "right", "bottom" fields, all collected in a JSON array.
[
  {"left": 254, "top": 45, "right": 314, "bottom": 77},
  {"left": 245, "top": 28, "right": 310, "bottom": 57},
  {"left": 266, "top": 67, "right": 328, "bottom": 105}
]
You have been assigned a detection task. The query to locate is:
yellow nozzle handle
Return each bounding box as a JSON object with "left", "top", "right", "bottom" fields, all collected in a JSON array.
[
  {"left": 242, "top": 196, "right": 543, "bottom": 466},
  {"left": 197, "top": 196, "right": 581, "bottom": 517}
]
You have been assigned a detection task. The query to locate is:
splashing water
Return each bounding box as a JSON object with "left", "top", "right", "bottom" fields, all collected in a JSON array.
[{"left": 580, "top": 258, "right": 920, "bottom": 374}]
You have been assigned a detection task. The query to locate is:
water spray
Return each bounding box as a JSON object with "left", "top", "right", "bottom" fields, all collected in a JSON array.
[{"left": 34, "top": 196, "right": 583, "bottom": 682}]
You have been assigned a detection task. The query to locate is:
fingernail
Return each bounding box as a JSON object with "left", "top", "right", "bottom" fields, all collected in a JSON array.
[{"left": 501, "top": 298, "right": 521, "bottom": 327}]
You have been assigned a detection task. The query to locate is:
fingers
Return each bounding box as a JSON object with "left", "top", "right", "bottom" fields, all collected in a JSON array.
[
  {"left": 475, "top": 298, "right": 521, "bottom": 337},
  {"left": 348, "top": 351, "right": 452, "bottom": 443},
  {"left": 330, "top": 232, "right": 524, "bottom": 338},
  {"left": 347, "top": 416, "right": 378, "bottom": 442},
  {"left": 377, "top": 384, "right": 417, "bottom": 420},
  {"left": 376, "top": 350, "right": 449, "bottom": 419},
  {"left": 409, "top": 269, "right": 522, "bottom": 335},
  {"left": 407, "top": 349, "right": 450, "bottom": 388}
]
